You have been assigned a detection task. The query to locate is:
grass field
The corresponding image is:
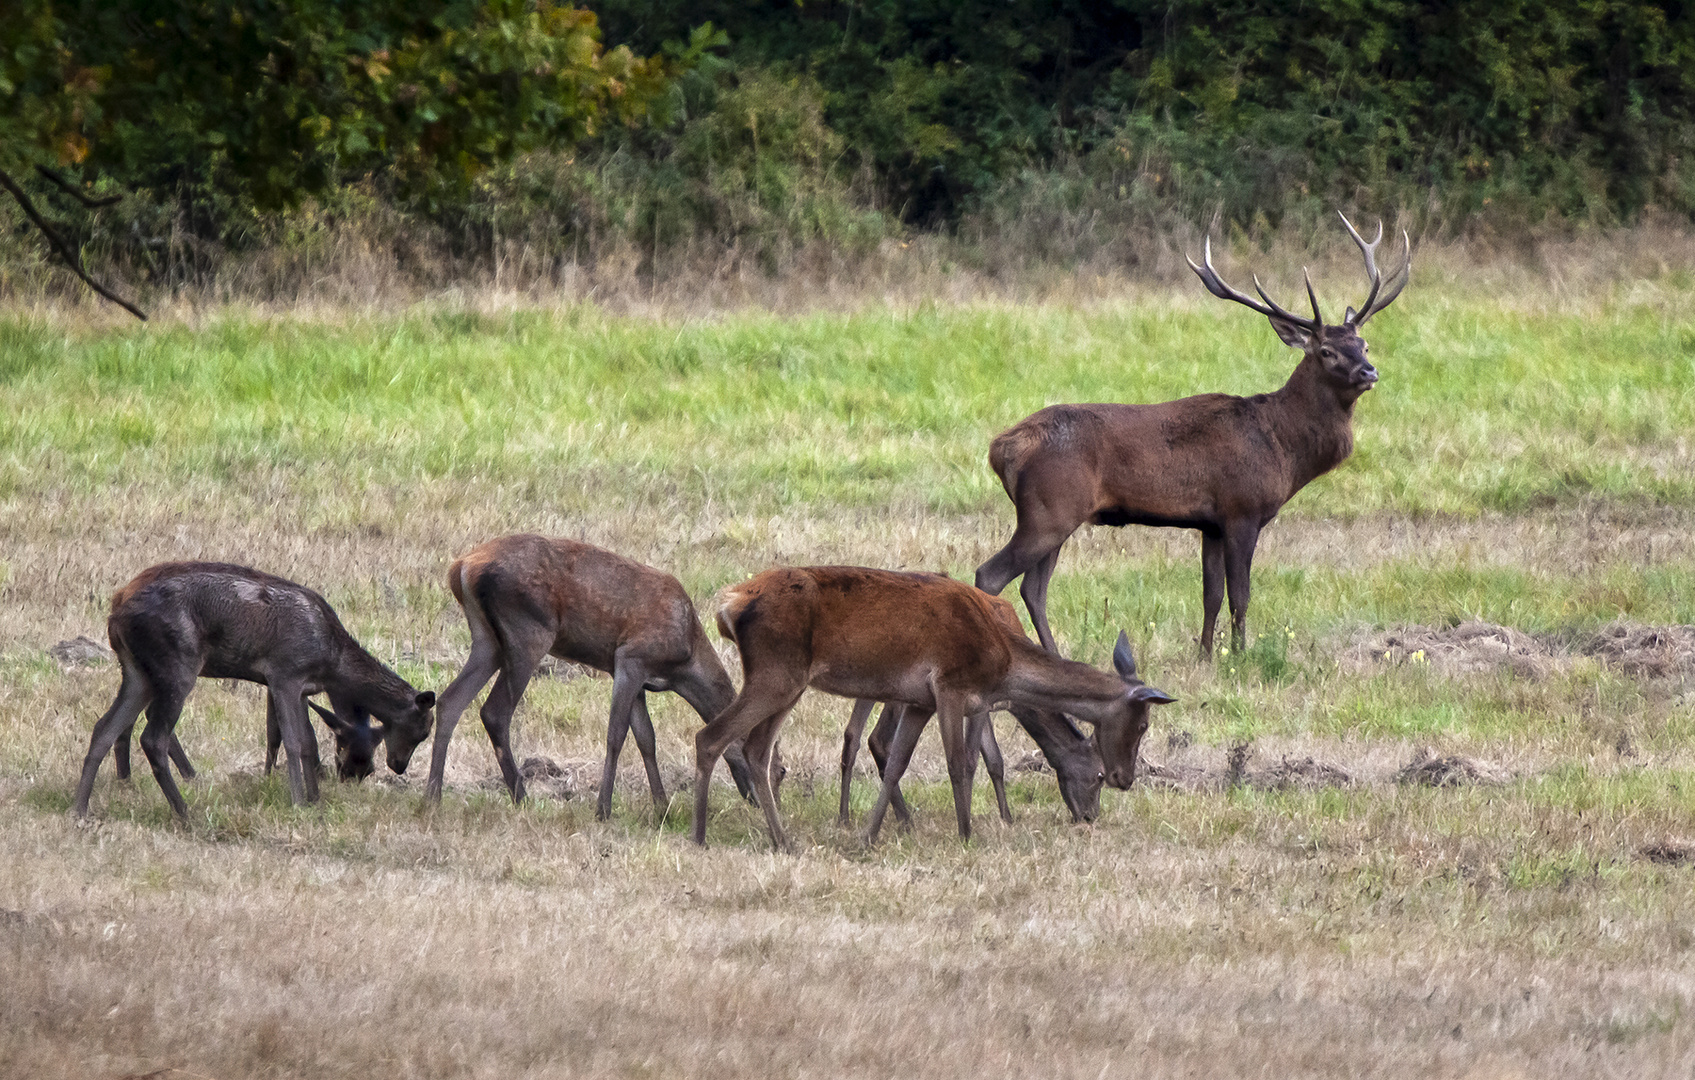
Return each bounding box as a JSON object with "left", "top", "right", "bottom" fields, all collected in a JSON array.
[{"left": 1, "top": 248, "right": 1693, "bottom": 1077}]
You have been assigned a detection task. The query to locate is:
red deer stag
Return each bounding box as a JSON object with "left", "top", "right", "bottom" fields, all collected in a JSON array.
[
  {"left": 73, "top": 563, "right": 437, "bottom": 820},
  {"left": 696, "top": 567, "right": 1173, "bottom": 850},
  {"left": 424, "top": 534, "right": 764, "bottom": 817},
  {"left": 975, "top": 214, "right": 1410, "bottom": 656},
  {"left": 837, "top": 591, "right": 1105, "bottom": 827}
]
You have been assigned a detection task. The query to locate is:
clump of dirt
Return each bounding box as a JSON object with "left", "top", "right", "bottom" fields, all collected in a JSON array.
[
  {"left": 49, "top": 635, "right": 114, "bottom": 668},
  {"left": 1350, "top": 621, "right": 1556, "bottom": 679},
  {"left": 479, "top": 756, "right": 578, "bottom": 799},
  {"left": 1137, "top": 759, "right": 1206, "bottom": 789},
  {"left": 1348, "top": 620, "right": 1695, "bottom": 681},
  {"left": 1395, "top": 750, "right": 1508, "bottom": 787},
  {"left": 1252, "top": 756, "right": 1354, "bottom": 791},
  {"left": 1011, "top": 750, "right": 1050, "bottom": 774},
  {"left": 1641, "top": 841, "right": 1695, "bottom": 866},
  {"left": 1580, "top": 623, "right": 1695, "bottom": 678}
]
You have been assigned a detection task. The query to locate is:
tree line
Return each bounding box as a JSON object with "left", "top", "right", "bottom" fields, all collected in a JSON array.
[{"left": 4, "top": 1, "right": 1691, "bottom": 315}]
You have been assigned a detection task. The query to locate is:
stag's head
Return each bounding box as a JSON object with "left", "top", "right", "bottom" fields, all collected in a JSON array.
[
  {"left": 1187, "top": 213, "right": 1411, "bottom": 402},
  {"left": 1093, "top": 631, "right": 1175, "bottom": 791}
]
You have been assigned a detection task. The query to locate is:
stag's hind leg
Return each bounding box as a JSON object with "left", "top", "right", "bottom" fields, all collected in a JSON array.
[
  {"left": 74, "top": 663, "right": 153, "bottom": 817},
  {"left": 865, "top": 706, "right": 935, "bottom": 844},
  {"left": 866, "top": 703, "right": 915, "bottom": 827}
]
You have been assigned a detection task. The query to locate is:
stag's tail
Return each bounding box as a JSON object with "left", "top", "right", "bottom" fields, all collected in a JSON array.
[{"left": 987, "top": 420, "right": 1048, "bottom": 500}]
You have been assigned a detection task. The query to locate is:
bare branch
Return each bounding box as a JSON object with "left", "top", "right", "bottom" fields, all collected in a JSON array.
[
  {"left": 0, "top": 167, "right": 147, "bottom": 320},
  {"left": 34, "top": 165, "right": 123, "bottom": 208}
]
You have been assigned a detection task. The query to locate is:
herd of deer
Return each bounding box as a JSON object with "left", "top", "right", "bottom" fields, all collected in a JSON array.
[{"left": 71, "top": 215, "right": 1410, "bottom": 851}]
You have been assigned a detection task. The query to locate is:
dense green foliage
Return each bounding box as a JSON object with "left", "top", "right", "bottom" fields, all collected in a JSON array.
[{"left": 598, "top": 0, "right": 1695, "bottom": 226}]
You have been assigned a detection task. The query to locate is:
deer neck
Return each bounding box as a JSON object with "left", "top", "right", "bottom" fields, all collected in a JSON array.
[
  {"left": 326, "top": 643, "right": 413, "bottom": 718},
  {"left": 1267, "top": 354, "right": 1357, "bottom": 490},
  {"left": 996, "top": 640, "right": 1126, "bottom": 722}
]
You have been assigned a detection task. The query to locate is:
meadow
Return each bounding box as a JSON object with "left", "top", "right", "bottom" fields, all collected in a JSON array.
[{"left": 1, "top": 242, "right": 1693, "bottom": 1077}]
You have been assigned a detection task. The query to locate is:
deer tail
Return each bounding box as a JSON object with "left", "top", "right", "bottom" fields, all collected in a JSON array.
[
  {"left": 987, "top": 422, "right": 1045, "bottom": 499},
  {"left": 714, "top": 584, "right": 757, "bottom": 647}
]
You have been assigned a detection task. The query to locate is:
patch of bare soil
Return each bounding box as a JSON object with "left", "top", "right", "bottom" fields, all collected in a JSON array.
[
  {"left": 477, "top": 755, "right": 583, "bottom": 799},
  {"left": 1253, "top": 756, "right": 1356, "bottom": 791},
  {"left": 1346, "top": 620, "right": 1695, "bottom": 680},
  {"left": 1641, "top": 841, "right": 1695, "bottom": 866},
  {"left": 1395, "top": 750, "right": 1509, "bottom": 787},
  {"left": 1136, "top": 750, "right": 1354, "bottom": 793}
]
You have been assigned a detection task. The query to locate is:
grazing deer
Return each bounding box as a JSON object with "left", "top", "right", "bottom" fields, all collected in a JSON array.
[
  {"left": 424, "top": 534, "right": 763, "bottom": 817},
  {"left": 837, "top": 591, "right": 1105, "bottom": 827},
  {"left": 697, "top": 567, "right": 1173, "bottom": 850},
  {"left": 109, "top": 694, "right": 378, "bottom": 784},
  {"left": 975, "top": 213, "right": 1410, "bottom": 656},
  {"left": 73, "top": 563, "right": 437, "bottom": 820}
]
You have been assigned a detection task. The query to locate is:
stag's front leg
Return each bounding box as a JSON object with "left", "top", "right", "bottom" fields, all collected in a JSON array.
[
  {"left": 1224, "top": 523, "right": 1260, "bottom": 653},
  {"left": 838, "top": 698, "right": 877, "bottom": 826},
  {"left": 1199, "top": 531, "right": 1226, "bottom": 658}
]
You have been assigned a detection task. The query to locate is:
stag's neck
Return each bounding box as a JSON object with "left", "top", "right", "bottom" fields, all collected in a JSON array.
[
  {"left": 1267, "top": 356, "right": 1357, "bottom": 491},
  {"left": 997, "top": 640, "right": 1125, "bottom": 722}
]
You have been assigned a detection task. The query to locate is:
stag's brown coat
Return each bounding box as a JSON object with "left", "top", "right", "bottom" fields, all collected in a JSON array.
[{"left": 976, "top": 214, "right": 1410, "bottom": 656}]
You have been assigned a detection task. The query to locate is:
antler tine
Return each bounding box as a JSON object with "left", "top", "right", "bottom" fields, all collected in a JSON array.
[
  {"left": 1353, "top": 227, "right": 1413, "bottom": 326},
  {"left": 1187, "top": 237, "right": 1280, "bottom": 319},
  {"left": 1339, "top": 212, "right": 1384, "bottom": 323},
  {"left": 1302, "top": 267, "right": 1324, "bottom": 326},
  {"left": 1251, "top": 274, "right": 1319, "bottom": 331}
]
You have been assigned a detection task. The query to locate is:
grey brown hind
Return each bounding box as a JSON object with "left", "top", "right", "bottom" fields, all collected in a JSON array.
[{"left": 73, "top": 562, "right": 436, "bottom": 820}]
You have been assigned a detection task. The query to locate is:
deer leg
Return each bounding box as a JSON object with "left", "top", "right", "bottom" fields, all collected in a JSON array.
[
  {"left": 742, "top": 710, "right": 794, "bottom": 852},
  {"left": 936, "top": 699, "right": 977, "bottom": 841},
  {"left": 427, "top": 601, "right": 505, "bottom": 804},
  {"left": 691, "top": 676, "right": 804, "bottom": 847},
  {"left": 838, "top": 698, "right": 877, "bottom": 826},
  {"left": 114, "top": 721, "right": 134, "bottom": 782},
  {"left": 73, "top": 664, "right": 152, "bottom": 817},
  {"left": 865, "top": 706, "right": 933, "bottom": 845},
  {"left": 138, "top": 682, "right": 194, "bottom": 820},
  {"left": 1019, "top": 548, "right": 1063, "bottom": 654},
  {"left": 671, "top": 671, "right": 758, "bottom": 806},
  {"left": 166, "top": 731, "right": 196, "bottom": 780},
  {"left": 264, "top": 692, "right": 282, "bottom": 774},
  {"left": 598, "top": 661, "right": 651, "bottom": 820},
  {"left": 1200, "top": 531, "right": 1226, "bottom": 659},
  {"left": 866, "top": 702, "right": 914, "bottom": 827},
  {"left": 975, "top": 713, "right": 1012, "bottom": 824},
  {"left": 627, "top": 693, "right": 670, "bottom": 819},
  {"left": 479, "top": 657, "right": 540, "bottom": 807},
  {"left": 271, "top": 683, "right": 319, "bottom": 806},
  {"left": 279, "top": 689, "right": 327, "bottom": 781},
  {"left": 1224, "top": 523, "right": 1260, "bottom": 653}
]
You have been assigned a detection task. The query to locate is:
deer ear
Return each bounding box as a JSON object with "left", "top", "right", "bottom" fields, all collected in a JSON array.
[
  {"left": 415, "top": 691, "right": 436, "bottom": 710},
  {"left": 1112, "top": 630, "right": 1137, "bottom": 679},
  {"left": 1268, "top": 316, "right": 1311, "bottom": 349},
  {"left": 1130, "top": 686, "right": 1176, "bottom": 706},
  {"left": 1344, "top": 305, "right": 1360, "bottom": 325},
  {"left": 307, "top": 699, "right": 347, "bottom": 733}
]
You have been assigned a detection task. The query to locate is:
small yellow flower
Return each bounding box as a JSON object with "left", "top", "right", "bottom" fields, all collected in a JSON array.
[{"left": 1412, "top": 649, "right": 1427, "bottom": 664}]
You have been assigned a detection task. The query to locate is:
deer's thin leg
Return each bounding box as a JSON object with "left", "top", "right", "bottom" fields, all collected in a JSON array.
[
  {"left": 1200, "top": 531, "right": 1226, "bottom": 658},
  {"left": 264, "top": 693, "right": 282, "bottom": 774},
  {"left": 598, "top": 661, "right": 651, "bottom": 821},
  {"left": 975, "top": 713, "right": 1012, "bottom": 824},
  {"left": 866, "top": 702, "right": 914, "bottom": 827},
  {"left": 935, "top": 698, "right": 976, "bottom": 842},
  {"left": 673, "top": 672, "right": 758, "bottom": 806},
  {"left": 271, "top": 682, "right": 318, "bottom": 805},
  {"left": 865, "top": 706, "right": 932, "bottom": 845},
  {"left": 139, "top": 681, "right": 194, "bottom": 819},
  {"left": 426, "top": 631, "right": 502, "bottom": 804},
  {"left": 479, "top": 651, "right": 542, "bottom": 807},
  {"left": 627, "top": 692, "right": 669, "bottom": 818},
  {"left": 114, "top": 721, "right": 134, "bottom": 782},
  {"left": 165, "top": 731, "right": 196, "bottom": 780},
  {"left": 838, "top": 698, "right": 877, "bottom": 826},
  {"left": 691, "top": 676, "right": 804, "bottom": 847},
  {"left": 74, "top": 666, "right": 152, "bottom": 817},
  {"left": 1019, "top": 547, "right": 1062, "bottom": 654},
  {"left": 742, "top": 709, "right": 793, "bottom": 852},
  {"left": 1224, "top": 523, "right": 1260, "bottom": 653}
]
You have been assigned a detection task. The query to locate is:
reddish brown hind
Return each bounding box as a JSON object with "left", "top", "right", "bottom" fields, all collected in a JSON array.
[
  {"left": 697, "top": 566, "right": 1173, "bottom": 850},
  {"left": 976, "top": 214, "right": 1410, "bottom": 657},
  {"left": 73, "top": 562, "right": 436, "bottom": 820},
  {"left": 425, "top": 534, "right": 763, "bottom": 817}
]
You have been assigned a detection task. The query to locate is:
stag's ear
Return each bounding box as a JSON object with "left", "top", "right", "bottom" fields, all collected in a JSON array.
[
  {"left": 1130, "top": 686, "right": 1176, "bottom": 706},
  {"left": 1344, "top": 305, "right": 1360, "bottom": 325},
  {"left": 1111, "top": 630, "right": 1137, "bottom": 679},
  {"left": 1268, "top": 316, "right": 1312, "bottom": 349},
  {"left": 415, "top": 691, "right": 436, "bottom": 710}
]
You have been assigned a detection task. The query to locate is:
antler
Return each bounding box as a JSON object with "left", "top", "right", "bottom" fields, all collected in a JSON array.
[
  {"left": 1186, "top": 236, "right": 1322, "bottom": 333},
  {"left": 1338, "top": 212, "right": 1411, "bottom": 326}
]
